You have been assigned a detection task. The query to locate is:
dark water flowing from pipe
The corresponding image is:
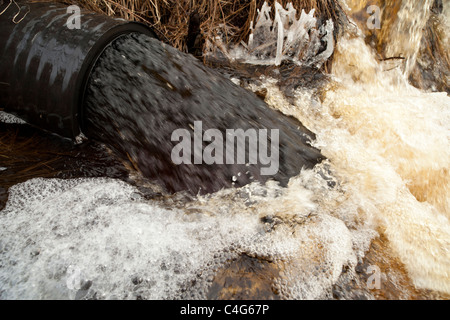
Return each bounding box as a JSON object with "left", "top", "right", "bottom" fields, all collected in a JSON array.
[{"left": 83, "top": 33, "right": 324, "bottom": 195}]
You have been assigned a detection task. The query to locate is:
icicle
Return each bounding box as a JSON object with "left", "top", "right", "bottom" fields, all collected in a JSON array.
[
  {"left": 248, "top": 21, "right": 254, "bottom": 48},
  {"left": 274, "top": 2, "right": 284, "bottom": 66},
  {"left": 224, "top": 1, "right": 334, "bottom": 67},
  {"left": 306, "top": 19, "right": 335, "bottom": 68}
]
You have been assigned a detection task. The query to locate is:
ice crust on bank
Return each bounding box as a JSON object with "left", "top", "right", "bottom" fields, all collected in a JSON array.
[{"left": 209, "top": 1, "right": 334, "bottom": 68}]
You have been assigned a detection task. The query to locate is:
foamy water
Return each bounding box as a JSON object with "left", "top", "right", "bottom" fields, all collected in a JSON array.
[
  {"left": 0, "top": 174, "right": 370, "bottom": 299},
  {"left": 248, "top": 32, "right": 450, "bottom": 294}
]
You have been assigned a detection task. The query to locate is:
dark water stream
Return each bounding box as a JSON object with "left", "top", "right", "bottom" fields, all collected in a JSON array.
[{"left": 83, "top": 33, "right": 324, "bottom": 195}]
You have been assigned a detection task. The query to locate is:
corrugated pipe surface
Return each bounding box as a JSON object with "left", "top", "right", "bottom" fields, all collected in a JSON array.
[{"left": 0, "top": 1, "right": 155, "bottom": 140}]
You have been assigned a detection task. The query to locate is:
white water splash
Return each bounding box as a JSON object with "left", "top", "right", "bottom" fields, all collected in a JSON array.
[
  {"left": 384, "top": 0, "right": 434, "bottom": 76},
  {"left": 245, "top": 29, "right": 450, "bottom": 294},
  {"left": 0, "top": 174, "right": 370, "bottom": 300}
]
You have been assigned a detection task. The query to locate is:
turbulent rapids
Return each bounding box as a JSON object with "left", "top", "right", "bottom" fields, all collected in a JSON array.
[{"left": 0, "top": 0, "right": 449, "bottom": 300}]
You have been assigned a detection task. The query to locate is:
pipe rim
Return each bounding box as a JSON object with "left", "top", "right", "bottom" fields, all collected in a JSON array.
[{"left": 77, "top": 22, "right": 156, "bottom": 138}]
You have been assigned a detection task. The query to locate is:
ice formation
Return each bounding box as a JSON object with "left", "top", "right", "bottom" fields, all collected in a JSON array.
[{"left": 217, "top": 1, "right": 335, "bottom": 68}]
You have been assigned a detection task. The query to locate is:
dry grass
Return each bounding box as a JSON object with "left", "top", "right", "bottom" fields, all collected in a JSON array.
[
  {"left": 0, "top": 126, "right": 64, "bottom": 189},
  {"left": 61, "top": 0, "right": 346, "bottom": 53}
]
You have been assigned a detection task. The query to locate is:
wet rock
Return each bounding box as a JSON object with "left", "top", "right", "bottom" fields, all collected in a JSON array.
[{"left": 207, "top": 254, "right": 281, "bottom": 300}]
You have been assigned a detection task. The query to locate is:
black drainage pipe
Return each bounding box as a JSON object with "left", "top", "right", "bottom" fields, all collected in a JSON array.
[{"left": 0, "top": 1, "right": 156, "bottom": 141}]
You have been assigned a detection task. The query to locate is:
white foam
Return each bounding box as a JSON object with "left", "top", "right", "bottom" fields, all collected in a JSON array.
[
  {"left": 246, "top": 32, "right": 450, "bottom": 294},
  {"left": 0, "top": 169, "right": 369, "bottom": 300},
  {"left": 0, "top": 111, "right": 26, "bottom": 124}
]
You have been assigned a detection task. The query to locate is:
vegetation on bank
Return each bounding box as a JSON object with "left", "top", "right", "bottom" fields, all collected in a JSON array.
[{"left": 62, "top": 0, "right": 347, "bottom": 53}]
